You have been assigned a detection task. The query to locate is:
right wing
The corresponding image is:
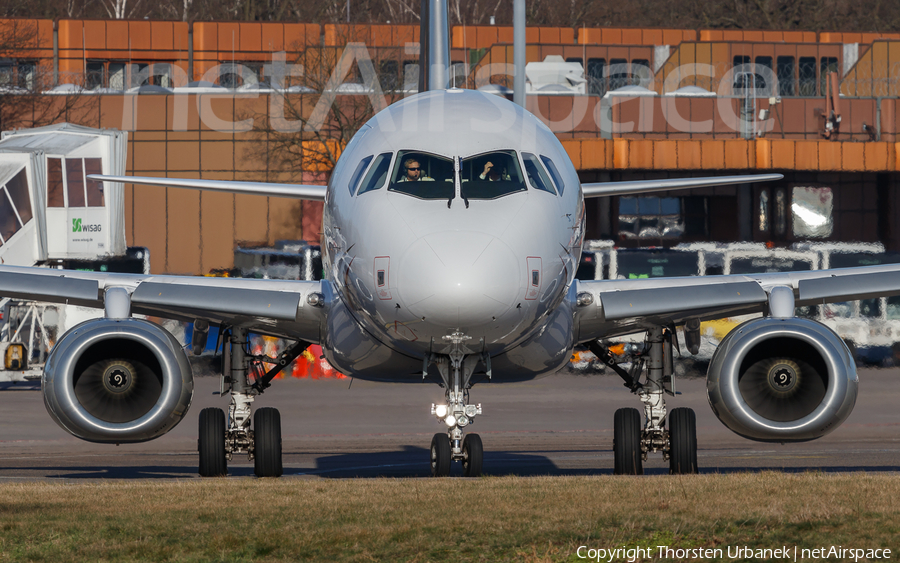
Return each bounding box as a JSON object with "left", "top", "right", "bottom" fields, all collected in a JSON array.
[{"left": 89, "top": 175, "right": 327, "bottom": 201}]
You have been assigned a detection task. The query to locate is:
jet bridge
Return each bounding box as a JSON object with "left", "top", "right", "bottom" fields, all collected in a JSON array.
[{"left": 0, "top": 124, "right": 129, "bottom": 383}]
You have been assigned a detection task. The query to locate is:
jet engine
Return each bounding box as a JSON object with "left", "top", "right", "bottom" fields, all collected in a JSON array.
[
  {"left": 707, "top": 317, "right": 857, "bottom": 442},
  {"left": 43, "top": 318, "right": 193, "bottom": 443}
]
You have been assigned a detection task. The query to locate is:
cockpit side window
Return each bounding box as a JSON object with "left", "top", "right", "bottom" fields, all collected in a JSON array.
[
  {"left": 357, "top": 152, "right": 393, "bottom": 195},
  {"left": 540, "top": 155, "right": 565, "bottom": 196},
  {"left": 459, "top": 150, "right": 526, "bottom": 200},
  {"left": 348, "top": 155, "right": 373, "bottom": 195},
  {"left": 388, "top": 151, "right": 455, "bottom": 200},
  {"left": 522, "top": 153, "right": 556, "bottom": 195}
]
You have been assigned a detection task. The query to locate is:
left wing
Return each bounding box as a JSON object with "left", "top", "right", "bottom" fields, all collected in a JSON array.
[
  {"left": 575, "top": 263, "right": 900, "bottom": 343},
  {"left": 581, "top": 174, "right": 783, "bottom": 198},
  {"left": 0, "top": 265, "right": 326, "bottom": 342},
  {"left": 89, "top": 175, "right": 327, "bottom": 201}
]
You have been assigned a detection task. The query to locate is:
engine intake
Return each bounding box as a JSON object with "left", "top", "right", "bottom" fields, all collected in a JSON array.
[
  {"left": 43, "top": 318, "right": 193, "bottom": 443},
  {"left": 707, "top": 317, "right": 857, "bottom": 442}
]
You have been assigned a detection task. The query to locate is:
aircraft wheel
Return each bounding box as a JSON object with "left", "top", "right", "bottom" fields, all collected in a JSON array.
[
  {"left": 668, "top": 407, "right": 698, "bottom": 475},
  {"left": 254, "top": 407, "right": 283, "bottom": 478},
  {"left": 430, "top": 433, "right": 451, "bottom": 477},
  {"left": 613, "top": 407, "right": 643, "bottom": 475},
  {"left": 462, "top": 434, "right": 483, "bottom": 477},
  {"left": 198, "top": 407, "right": 227, "bottom": 477}
]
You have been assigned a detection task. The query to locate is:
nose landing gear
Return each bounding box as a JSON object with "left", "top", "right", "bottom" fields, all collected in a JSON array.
[{"left": 426, "top": 334, "right": 488, "bottom": 477}]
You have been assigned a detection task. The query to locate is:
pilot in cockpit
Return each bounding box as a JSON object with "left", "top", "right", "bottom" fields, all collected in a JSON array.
[
  {"left": 397, "top": 157, "right": 435, "bottom": 182},
  {"left": 479, "top": 160, "right": 511, "bottom": 181}
]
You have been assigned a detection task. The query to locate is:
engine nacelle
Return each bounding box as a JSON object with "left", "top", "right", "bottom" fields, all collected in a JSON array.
[
  {"left": 43, "top": 318, "right": 193, "bottom": 443},
  {"left": 707, "top": 317, "right": 857, "bottom": 442}
]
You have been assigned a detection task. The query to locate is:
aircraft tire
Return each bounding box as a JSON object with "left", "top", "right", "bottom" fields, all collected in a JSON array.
[
  {"left": 254, "top": 407, "right": 283, "bottom": 478},
  {"left": 668, "top": 407, "right": 698, "bottom": 475},
  {"left": 613, "top": 408, "right": 643, "bottom": 475},
  {"left": 462, "top": 433, "right": 483, "bottom": 477},
  {"left": 430, "top": 433, "right": 451, "bottom": 477},
  {"left": 198, "top": 407, "right": 227, "bottom": 477}
]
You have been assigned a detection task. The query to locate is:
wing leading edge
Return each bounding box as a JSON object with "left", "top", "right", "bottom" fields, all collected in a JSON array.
[
  {"left": 0, "top": 265, "right": 325, "bottom": 342},
  {"left": 575, "top": 263, "right": 900, "bottom": 343},
  {"left": 581, "top": 174, "right": 783, "bottom": 198},
  {"left": 89, "top": 175, "right": 327, "bottom": 202}
]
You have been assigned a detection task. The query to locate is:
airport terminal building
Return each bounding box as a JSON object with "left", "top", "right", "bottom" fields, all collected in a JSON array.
[{"left": 2, "top": 18, "right": 900, "bottom": 274}]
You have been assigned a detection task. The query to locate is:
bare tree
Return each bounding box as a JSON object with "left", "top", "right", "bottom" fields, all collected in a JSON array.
[{"left": 0, "top": 19, "right": 89, "bottom": 132}]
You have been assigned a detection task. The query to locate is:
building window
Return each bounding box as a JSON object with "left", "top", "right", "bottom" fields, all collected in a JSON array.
[
  {"left": 733, "top": 55, "right": 751, "bottom": 89},
  {"left": 631, "top": 59, "right": 651, "bottom": 88},
  {"left": 618, "top": 196, "right": 688, "bottom": 239},
  {"left": 587, "top": 58, "right": 606, "bottom": 97},
  {"left": 776, "top": 56, "right": 795, "bottom": 97},
  {"left": 608, "top": 59, "right": 628, "bottom": 91},
  {"left": 755, "top": 56, "right": 773, "bottom": 94},
  {"left": 791, "top": 186, "right": 833, "bottom": 238},
  {"left": 798, "top": 57, "right": 817, "bottom": 96}
]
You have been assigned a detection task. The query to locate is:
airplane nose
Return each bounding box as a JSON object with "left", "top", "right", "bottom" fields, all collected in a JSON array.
[{"left": 397, "top": 231, "right": 520, "bottom": 329}]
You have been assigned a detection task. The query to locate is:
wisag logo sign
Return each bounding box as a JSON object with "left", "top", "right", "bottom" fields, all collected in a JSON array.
[{"left": 72, "top": 218, "right": 102, "bottom": 233}]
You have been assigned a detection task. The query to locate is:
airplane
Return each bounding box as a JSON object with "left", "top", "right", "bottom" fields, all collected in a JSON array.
[{"left": 1, "top": 9, "right": 895, "bottom": 479}]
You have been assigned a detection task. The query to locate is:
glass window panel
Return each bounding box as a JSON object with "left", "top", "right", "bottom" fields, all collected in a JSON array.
[
  {"left": 65, "top": 158, "right": 86, "bottom": 207},
  {"left": 798, "top": 57, "right": 817, "bottom": 96},
  {"left": 733, "top": 56, "right": 751, "bottom": 89},
  {"left": 630, "top": 59, "right": 651, "bottom": 88},
  {"left": 389, "top": 151, "right": 455, "bottom": 200},
  {"left": 608, "top": 59, "right": 628, "bottom": 91},
  {"left": 775, "top": 188, "right": 786, "bottom": 235},
  {"left": 357, "top": 153, "right": 392, "bottom": 195},
  {"left": 619, "top": 197, "right": 637, "bottom": 214},
  {"left": 47, "top": 158, "right": 64, "bottom": 207},
  {"left": 0, "top": 189, "right": 21, "bottom": 244},
  {"left": 5, "top": 169, "right": 32, "bottom": 224},
  {"left": 539, "top": 156, "right": 565, "bottom": 195},
  {"left": 587, "top": 58, "right": 606, "bottom": 97},
  {"left": 85, "top": 61, "right": 105, "bottom": 90},
  {"left": 521, "top": 153, "right": 555, "bottom": 194},
  {"left": 660, "top": 197, "right": 680, "bottom": 214},
  {"left": 755, "top": 56, "right": 773, "bottom": 94},
  {"left": 777, "top": 56, "right": 795, "bottom": 97},
  {"left": 887, "top": 296, "right": 900, "bottom": 320},
  {"left": 348, "top": 155, "right": 373, "bottom": 194},
  {"left": 108, "top": 63, "right": 126, "bottom": 90},
  {"left": 758, "top": 189, "right": 769, "bottom": 232},
  {"left": 131, "top": 62, "right": 149, "bottom": 88},
  {"left": 18, "top": 61, "right": 35, "bottom": 90},
  {"left": 379, "top": 60, "right": 399, "bottom": 91},
  {"left": 84, "top": 158, "right": 104, "bottom": 207},
  {"left": 860, "top": 298, "right": 881, "bottom": 318},
  {"left": 637, "top": 197, "right": 659, "bottom": 214},
  {"left": 791, "top": 186, "right": 833, "bottom": 238},
  {"left": 823, "top": 301, "right": 853, "bottom": 319},
  {"left": 460, "top": 151, "right": 526, "bottom": 200}
]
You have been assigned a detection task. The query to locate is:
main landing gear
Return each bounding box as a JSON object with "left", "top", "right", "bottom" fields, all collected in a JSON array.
[
  {"left": 589, "top": 326, "right": 698, "bottom": 475},
  {"left": 197, "top": 327, "right": 309, "bottom": 478},
  {"left": 426, "top": 333, "right": 487, "bottom": 477}
]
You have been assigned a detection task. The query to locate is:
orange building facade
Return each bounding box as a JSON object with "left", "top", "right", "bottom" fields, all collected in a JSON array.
[{"left": 3, "top": 18, "right": 900, "bottom": 273}]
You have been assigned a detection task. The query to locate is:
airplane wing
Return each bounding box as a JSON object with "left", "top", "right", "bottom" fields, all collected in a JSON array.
[
  {"left": 89, "top": 175, "right": 327, "bottom": 201},
  {"left": 581, "top": 174, "right": 783, "bottom": 198},
  {"left": 574, "top": 263, "right": 900, "bottom": 342},
  {"left": 0, "top": 265, "right": 325, "bottom": 342}
]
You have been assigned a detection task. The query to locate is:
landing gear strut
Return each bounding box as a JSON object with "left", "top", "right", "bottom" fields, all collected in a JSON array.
[
  {"left": 197, "top": 327, "right": 308, "bottom": 478},
  {"left": 426, "top": 333, "right": 486, "bottom": 477},
  {"left": 592, "top": 326, "right": 698, "bottom": 475}
]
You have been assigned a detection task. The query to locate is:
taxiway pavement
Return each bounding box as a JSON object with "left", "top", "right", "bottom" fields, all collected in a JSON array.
[{"left": 1, "top": 368, "right": 899, "bottom": 480}]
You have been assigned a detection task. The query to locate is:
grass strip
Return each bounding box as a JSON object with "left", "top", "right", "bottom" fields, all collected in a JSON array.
[{"left": 0, "top": 472, "right": 898, "bottom": 562}]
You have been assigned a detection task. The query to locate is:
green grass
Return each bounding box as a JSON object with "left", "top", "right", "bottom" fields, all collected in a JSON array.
[{"left": 1, "top": 473, "right": 898, "bottom": 562}]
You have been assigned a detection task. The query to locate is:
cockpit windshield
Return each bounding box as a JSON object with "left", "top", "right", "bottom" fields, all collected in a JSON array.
[
  {"left": 459, "top": 151, "right": 526, "bottom": 200},
  {"left": 388, "top": 151, "right": 455, "bottom": 200}
]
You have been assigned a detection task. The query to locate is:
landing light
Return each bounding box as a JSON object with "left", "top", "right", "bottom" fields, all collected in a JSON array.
[
  {"left": 444, "top": 415, "right": 457, "bottom": 427},
  {"left": 434, "top": 404, "right": 448, "bottom": 417}
]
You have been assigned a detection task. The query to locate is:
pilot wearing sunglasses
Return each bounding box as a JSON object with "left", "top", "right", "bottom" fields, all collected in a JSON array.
[{"left": 398, "top": 157, "right": 435, "bottom": 182}]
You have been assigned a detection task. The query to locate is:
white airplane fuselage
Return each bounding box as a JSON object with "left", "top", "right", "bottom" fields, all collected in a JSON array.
[{"left": 321, "top": 89, "right": 585, "bottom": 382}]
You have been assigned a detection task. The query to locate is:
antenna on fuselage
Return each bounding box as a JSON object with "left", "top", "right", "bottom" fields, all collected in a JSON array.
[{"left": 418, "top": 0, "right": 450, "bottom": 92}]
